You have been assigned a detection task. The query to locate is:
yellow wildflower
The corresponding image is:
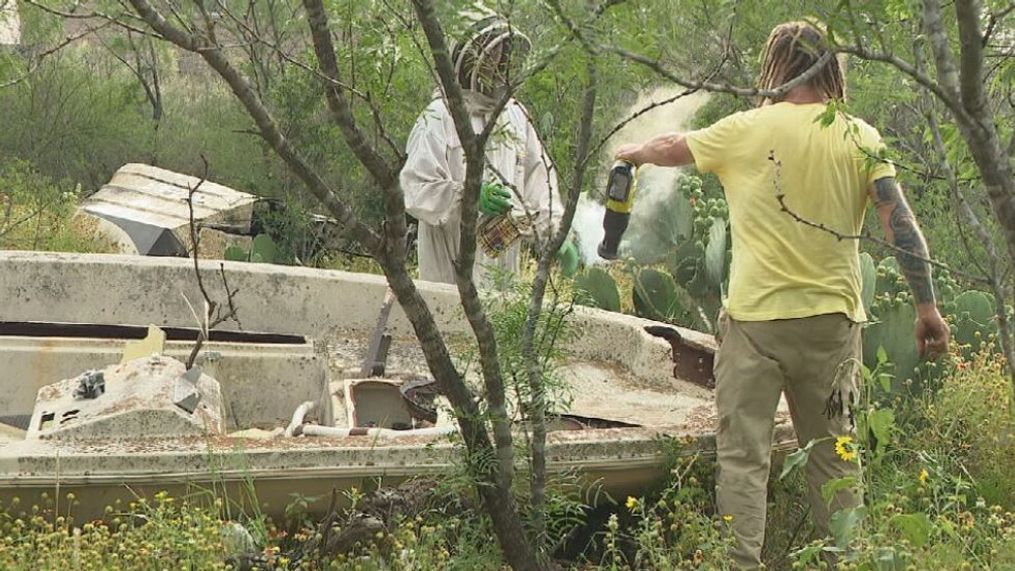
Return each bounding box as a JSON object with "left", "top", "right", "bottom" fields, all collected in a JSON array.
[
  {"left": 834, "top": 435, "right": 857, "bottom": 462},
  {"left": 625, "top": 496, "right": 638, "bottom": 510},
  {"left": 722, "top": 514, "right": 734, "bottom": 522},
  {"left": 919, "top": 468, "right": 929, "bottom": 484}
]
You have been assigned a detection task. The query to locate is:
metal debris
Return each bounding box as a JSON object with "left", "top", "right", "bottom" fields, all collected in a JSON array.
[
  {"left": 173, "top": 367, "right": 203, "bottom": 414},
  {"left": 72, "top": 371, "right": 106, "bottom": 400}
]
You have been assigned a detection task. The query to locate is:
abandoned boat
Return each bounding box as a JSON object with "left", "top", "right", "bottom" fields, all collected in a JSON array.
[{"left": 0, "top": 251, "right": 795, "bottom": 518}]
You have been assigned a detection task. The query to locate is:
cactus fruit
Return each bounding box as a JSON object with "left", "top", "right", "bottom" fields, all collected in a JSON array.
[
  {"left": 875, "top": 256, "right": 907, "bottom": 298},
  {"left": 575, "top": 268, "right": 621, "bottom": 312}
]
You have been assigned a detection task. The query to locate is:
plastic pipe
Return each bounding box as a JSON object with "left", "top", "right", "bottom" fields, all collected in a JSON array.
[
  {"left": 284, "top": 400, "right": 317, "bottom": 437},
  {"left": 293, "top": 423, "right": 457, "bottom": 439}
]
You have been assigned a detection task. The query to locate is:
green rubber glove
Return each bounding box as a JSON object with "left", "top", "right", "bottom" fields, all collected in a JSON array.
[
  {"left": 479, "top": 182, "right": 513, "bottom": 216},
  {"left": 557, "top": 239, "right": 580, "bottom": 277}
]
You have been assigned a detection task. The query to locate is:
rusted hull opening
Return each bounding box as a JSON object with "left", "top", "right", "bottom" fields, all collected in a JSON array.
[
  {"left": 644, "top": 325, "right": 716, "bottom": 389},
  {"left": 0, "top": 322, "right": 305, "bottom": 345}
]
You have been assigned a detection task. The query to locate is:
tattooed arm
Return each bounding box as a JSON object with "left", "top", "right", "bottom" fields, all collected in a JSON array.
[
  {"left": 869, "top": 177, "right": 950, "bottom": 359},
  {"left": 614, "top": 134, "right": 694, "bottom": 167}
]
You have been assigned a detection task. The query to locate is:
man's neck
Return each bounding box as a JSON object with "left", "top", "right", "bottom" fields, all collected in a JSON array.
[{"left": 781, "top": 86, "right": 827, "bottom": 105}]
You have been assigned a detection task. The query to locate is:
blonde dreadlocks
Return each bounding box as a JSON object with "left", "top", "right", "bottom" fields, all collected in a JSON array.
[{"left": 757, "top": 21, "right": 845, "bottom": 105}]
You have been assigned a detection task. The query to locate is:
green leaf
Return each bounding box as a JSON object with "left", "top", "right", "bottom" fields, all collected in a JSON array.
[
  {"left": 780, "top": 438, "right": 819, "bottom": 480},
  {"left": 876, "top": 345, "right": 888, "bottom": 365},
  {"left": 829, "top": 506, "right": 866, "bottom": 549},
  {"left": 821, "top": 475, "right": 857, "bottom": 505},
  {"left": 878, "top": 372, "right": 893, "bottom": 394},
  {"left": 890, "top": 513, "right": 932, "bottom": 547},
  {"left": 867, "top": 408, "right": 896, "bottom": 453}
]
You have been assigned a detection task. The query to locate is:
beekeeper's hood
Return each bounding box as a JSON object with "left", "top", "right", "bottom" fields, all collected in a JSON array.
[{"left": 450, "top": 5, "right": 531, "bottom": 98}]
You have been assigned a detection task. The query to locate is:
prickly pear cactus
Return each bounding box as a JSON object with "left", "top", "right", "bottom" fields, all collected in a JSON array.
[
  {"left": 859, "top": 252, "right": 877, "bottom": 316},
  {"left": 633, "top": 268, "right": 689, "bottom": 324},
  {"left": 864, "top": 297, "right": 920, "bottom": 389},
  {"left": 952, "top": 290, "right": 996, "bottom": 356},
  {"left": 705, "top": 219, "right": 727, "bottom": 291},
  {"left": 622, "top": 175, "right": 695, "bottom": 264},
  {"left": 222, "top": 234, "right": 280, "bottom": 264},
  {"left": 575, "top": 268, "right": 621, "bottom": 312},
  {"left": 224, "top": 245, "right": 248, "bottom": 262},
  {"left": 641, "top": 175, "right": 731, "bottom": 331},
  {"left": 875, "top": 256, "right": 907, "bottom": 298},
  {"left": 250, "top": 234, "right": 280, "bottom": 264}
]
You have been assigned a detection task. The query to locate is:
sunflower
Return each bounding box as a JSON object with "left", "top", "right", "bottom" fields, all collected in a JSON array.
[{"left": 834, "top": 435, "right": 858, "bottom": 462}]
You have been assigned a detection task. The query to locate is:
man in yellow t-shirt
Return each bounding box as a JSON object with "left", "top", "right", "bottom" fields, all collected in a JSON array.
[{"left": 616, "top": 21, "right": 949, "bottom": 569}]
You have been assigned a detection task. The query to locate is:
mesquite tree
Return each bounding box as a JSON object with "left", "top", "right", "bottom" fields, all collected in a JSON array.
[{"left": 15, "top": 0, "right": 617, "bottom": 568}]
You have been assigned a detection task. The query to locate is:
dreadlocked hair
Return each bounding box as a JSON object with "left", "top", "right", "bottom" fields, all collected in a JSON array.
[{"left": 756, "top": 21, "right": 845, "bottom": 106}]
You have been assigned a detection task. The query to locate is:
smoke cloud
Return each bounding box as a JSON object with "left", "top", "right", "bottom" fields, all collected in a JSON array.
[{"left": 573, "top": 88, "right": 710, "bottom": 265}]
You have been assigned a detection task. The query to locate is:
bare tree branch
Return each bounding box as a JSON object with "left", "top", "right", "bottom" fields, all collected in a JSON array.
[
  {"left": 184, "top": 156, "right": 240, "bottom": 369},
  {"left": 603, "top": 44, "right": 835, "bottom": 101},
  {"left": 522, "top": 57, "right": 598, "bottom": 552},
  {"left": 955, "top": 0, "right": 990, "bottom": 123},
  {"left": 22, "top": 0, "right": 159, "bottom": 37},
  {"left": 409, "top": 2, "right": 544, "bottom": 569},
  {"left": 124, "top": 0, "right": 380, "bottom": 252},
  {"left": 302, "top": 0, "right": 399, "bottom": 192},
  {"left": 770, "top": 151, "right": 990, "bottom": 284},
  {"left": 0, "top": 21, "right": 112, "bottom": 89}
]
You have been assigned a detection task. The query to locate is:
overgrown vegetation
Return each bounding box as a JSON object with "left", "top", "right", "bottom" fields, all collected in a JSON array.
[
  {"left": 1, "top": 0, "right": 1013, "bottom": 568},
  {"left": 0, "top": 159, "right": 112, "bottom": 253},
  {"left": 0, "top": 347, "right": 1009, "bottom": 570}
]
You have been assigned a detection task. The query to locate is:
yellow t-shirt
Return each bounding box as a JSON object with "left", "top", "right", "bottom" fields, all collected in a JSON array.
[{"left": 684, "top": 102, "right": 896, "bottom": 322}]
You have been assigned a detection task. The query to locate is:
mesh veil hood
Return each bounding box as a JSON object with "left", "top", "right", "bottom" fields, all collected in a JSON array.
[{"left": 450, "top": 5, "right": 531, "bottom": 94}]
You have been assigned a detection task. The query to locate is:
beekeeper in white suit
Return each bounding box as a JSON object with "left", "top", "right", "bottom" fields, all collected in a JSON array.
[{"left": 400, "top": 6, "right": 579, "bottom": 287}]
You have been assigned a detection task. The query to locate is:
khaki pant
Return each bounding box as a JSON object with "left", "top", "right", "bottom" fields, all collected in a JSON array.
[{"left": 715, "top": 313, "right": 861, "bottom": 569}]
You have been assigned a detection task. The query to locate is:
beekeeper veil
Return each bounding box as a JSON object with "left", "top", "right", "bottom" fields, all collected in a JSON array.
[{"left": 450, "top": 5, "right": 531, "bottom": 101}]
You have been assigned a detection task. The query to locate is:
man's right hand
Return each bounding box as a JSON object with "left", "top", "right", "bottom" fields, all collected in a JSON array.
[
  {"left": 614, "top": 143, "right": 646, "bottom": 166},
  {"left": 479, "top": 182, "right": 513, "bottom": 216},
  {"left": 915, "top": 304, "right": 949, "bottom": 361}
]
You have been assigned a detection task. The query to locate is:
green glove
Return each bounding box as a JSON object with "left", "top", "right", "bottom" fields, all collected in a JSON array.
[
  {"left": 557, "top": 239, "right": 580, "bottom": 277},
  {"left": 479, "top": 182, "right": 513, "bottom": 216}
]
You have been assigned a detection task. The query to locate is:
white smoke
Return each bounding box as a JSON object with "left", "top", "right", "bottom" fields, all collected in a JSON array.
[
  {"left": 573, "top": 88, "right": 711, "bottom": 265},
  {"left": 573, "top": 197, "right": 605, "bottom": 263}
]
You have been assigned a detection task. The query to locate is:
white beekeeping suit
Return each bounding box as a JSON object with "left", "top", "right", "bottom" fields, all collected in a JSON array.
[{"left": 400, "top": 8, "right": 561, "bottom": 287}]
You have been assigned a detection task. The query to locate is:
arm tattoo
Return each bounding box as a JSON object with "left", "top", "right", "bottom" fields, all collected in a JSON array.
[{"left": 872, "top": 177, "right": 936, "bottom": 305}]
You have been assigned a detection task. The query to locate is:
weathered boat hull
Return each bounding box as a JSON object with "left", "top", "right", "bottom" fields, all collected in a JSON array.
[{"left": 0, "top": 251, "right": 798, "bottom": 519}]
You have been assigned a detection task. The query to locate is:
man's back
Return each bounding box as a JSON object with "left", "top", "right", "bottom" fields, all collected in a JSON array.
[{"left": 686, "top": 102, "right": 895, "bottom": 322}]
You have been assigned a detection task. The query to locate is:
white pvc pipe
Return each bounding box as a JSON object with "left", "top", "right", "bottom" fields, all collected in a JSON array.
[
  {"left": 295, "top": 423, "right": 457, "bottom": 439},
  {"left": 285, "top": 400, "right": 317, "bottom": 437}
]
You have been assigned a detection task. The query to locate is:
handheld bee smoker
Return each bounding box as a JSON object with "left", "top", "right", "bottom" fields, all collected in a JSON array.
[{"left": 597, "top": 160, "right": 638, "bottom": 260}]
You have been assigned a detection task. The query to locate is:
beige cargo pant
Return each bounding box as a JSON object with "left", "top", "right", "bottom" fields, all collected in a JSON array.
[{"left": 715, "top": 312, "right": 861, "bottom": 569}]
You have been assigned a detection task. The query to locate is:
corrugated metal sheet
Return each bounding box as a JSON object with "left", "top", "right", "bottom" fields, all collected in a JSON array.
[{"left": 79, "top": 163, "right": 257, "bottom": 256}]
